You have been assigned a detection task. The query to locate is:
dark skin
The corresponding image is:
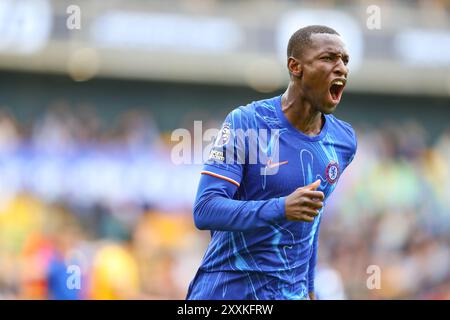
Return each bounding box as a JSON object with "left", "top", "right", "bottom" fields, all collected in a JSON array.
[
  {"left": 282, "top": 33, "right": 350, "bottom": 300},
  {"left": 282, "top": 33, "right": 349, "bottom": 135}
]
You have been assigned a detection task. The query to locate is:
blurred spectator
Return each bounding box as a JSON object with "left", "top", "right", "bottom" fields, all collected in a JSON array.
[{"left": 89, "top": 241, "right": 140, "bottom": 300}]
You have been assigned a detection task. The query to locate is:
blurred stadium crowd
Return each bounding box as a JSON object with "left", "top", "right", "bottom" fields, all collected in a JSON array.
[{"left": 0, "top": 100, "right": 449, "bottom": 300}]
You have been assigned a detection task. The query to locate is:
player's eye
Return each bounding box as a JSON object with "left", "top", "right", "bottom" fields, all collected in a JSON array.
[{"left": 321, "top": 56, "right": 332, "bottom": 61}]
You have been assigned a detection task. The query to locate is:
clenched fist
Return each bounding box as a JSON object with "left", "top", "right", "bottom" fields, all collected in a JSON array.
[{"left": 284, "top": 179, "right": 324, "bottom": 222}]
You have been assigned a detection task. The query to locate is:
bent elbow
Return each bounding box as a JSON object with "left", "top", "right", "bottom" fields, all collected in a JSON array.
[
  {"left": 193, "top": 213, "right": 207, "bottom": 230},
  {"left": 193, "top": 201, "right": 209, "bottom": 230},
  {"left": 194, "top": 217, "right": 207, "bottom": 230}
]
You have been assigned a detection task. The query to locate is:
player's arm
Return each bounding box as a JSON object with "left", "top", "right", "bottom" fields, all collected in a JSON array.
[
  {"left": 194, "top": 176, "right": 324, "bottom": 232},
  {"left": 194, "top": 107, "right": 286, "bottom": 232},
  {"left": 193, "top": 172, "right": 286, "bottom": 231},
  {"left": 193, "top": 107, "right": 282, "bottom": 231}
]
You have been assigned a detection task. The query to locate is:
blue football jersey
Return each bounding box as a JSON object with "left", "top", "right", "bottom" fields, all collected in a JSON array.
[{"left": 187, "top": 94, "right": 357, "bottom": 300}]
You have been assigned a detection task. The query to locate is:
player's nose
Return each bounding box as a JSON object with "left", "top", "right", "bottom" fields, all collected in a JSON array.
[{"left": 333, "top": 59, "right": 348, "bottom": 78}]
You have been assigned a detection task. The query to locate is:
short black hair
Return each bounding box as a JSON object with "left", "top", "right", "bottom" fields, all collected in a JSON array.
[{"left": 287, "top": 25, "right": 339, "bottom": 59}]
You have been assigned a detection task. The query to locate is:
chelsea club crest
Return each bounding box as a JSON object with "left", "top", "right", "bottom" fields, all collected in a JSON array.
[{"left": 325, "top": 161, "right": 340, "bottom": 184}]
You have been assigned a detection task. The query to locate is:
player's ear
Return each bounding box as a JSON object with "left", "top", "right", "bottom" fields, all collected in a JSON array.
[{"left": 287, "top": 56, "right": 302, "bottom": 79}]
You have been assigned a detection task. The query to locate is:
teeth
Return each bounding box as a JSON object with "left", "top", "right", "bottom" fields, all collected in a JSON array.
[{"left": 334, "top": 80, "right": 344, "bottom": 86}]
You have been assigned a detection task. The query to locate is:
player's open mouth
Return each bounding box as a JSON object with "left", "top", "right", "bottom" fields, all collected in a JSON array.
[{"left": 329, "top": 78, "right": 346, "bottom": 104}]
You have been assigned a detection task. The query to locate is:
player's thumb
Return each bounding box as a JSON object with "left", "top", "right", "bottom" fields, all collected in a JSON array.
[{"left": 305, "top": 179, "right": 321, "bottom": 190}]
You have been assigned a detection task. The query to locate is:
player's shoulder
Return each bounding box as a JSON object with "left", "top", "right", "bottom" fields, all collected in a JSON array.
[
  {"left": 326, "top": 114, "right": 357, "bottom": 150},
  {"left": 228, "top": 97, "right": 279, "bottom": 121},
  {"left": 225, "top": 95, "right": 280, "bottom": 128}
]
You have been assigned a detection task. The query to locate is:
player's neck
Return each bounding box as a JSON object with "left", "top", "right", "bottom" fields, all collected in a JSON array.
[{"left": 281, "top": 83, "right": 324, "bottom": 136}]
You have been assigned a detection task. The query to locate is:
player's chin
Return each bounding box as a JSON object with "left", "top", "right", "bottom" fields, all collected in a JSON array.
[
  {"left": 321, "top": 87, "right": 344, "bottom": 113},
  {"left": 321, "top": 99, "right": 338, "bottom": 114}
]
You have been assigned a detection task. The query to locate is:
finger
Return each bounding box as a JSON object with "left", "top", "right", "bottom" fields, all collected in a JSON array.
[
  {"left": 289, "top": 214, "right": 315, "bottom": 223},
  {"left": 303, "top": 190, "right": 325, "bottom": 201},
  {"left": 303, "top": 199, "right": 324, "bottom": 209},
  {"left": 300, "top": 215, "right": 315, "bottom": 223},
  {"left": 305, "top": 179, "right": 321, "bottom": 191},
  {"left": 302, "top": 208, "right": 319, "bottom": 217}
]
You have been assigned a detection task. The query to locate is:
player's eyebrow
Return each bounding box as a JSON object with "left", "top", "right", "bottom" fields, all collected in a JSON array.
[
  {"left": 320, "top": 49, "right": 348, "bottom": 56},
  {"left": 320, "top": 50, "right": 350, "bottom": 63}
]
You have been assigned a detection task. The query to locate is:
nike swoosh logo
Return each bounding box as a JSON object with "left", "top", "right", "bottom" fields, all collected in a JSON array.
[{"left": 266, "top": 159, "right": 288, "bottom": 169}]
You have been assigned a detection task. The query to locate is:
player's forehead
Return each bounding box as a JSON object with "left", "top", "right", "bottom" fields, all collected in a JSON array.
[{"left": 308, "top": 33, "right": 348, "bottom": 56}]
